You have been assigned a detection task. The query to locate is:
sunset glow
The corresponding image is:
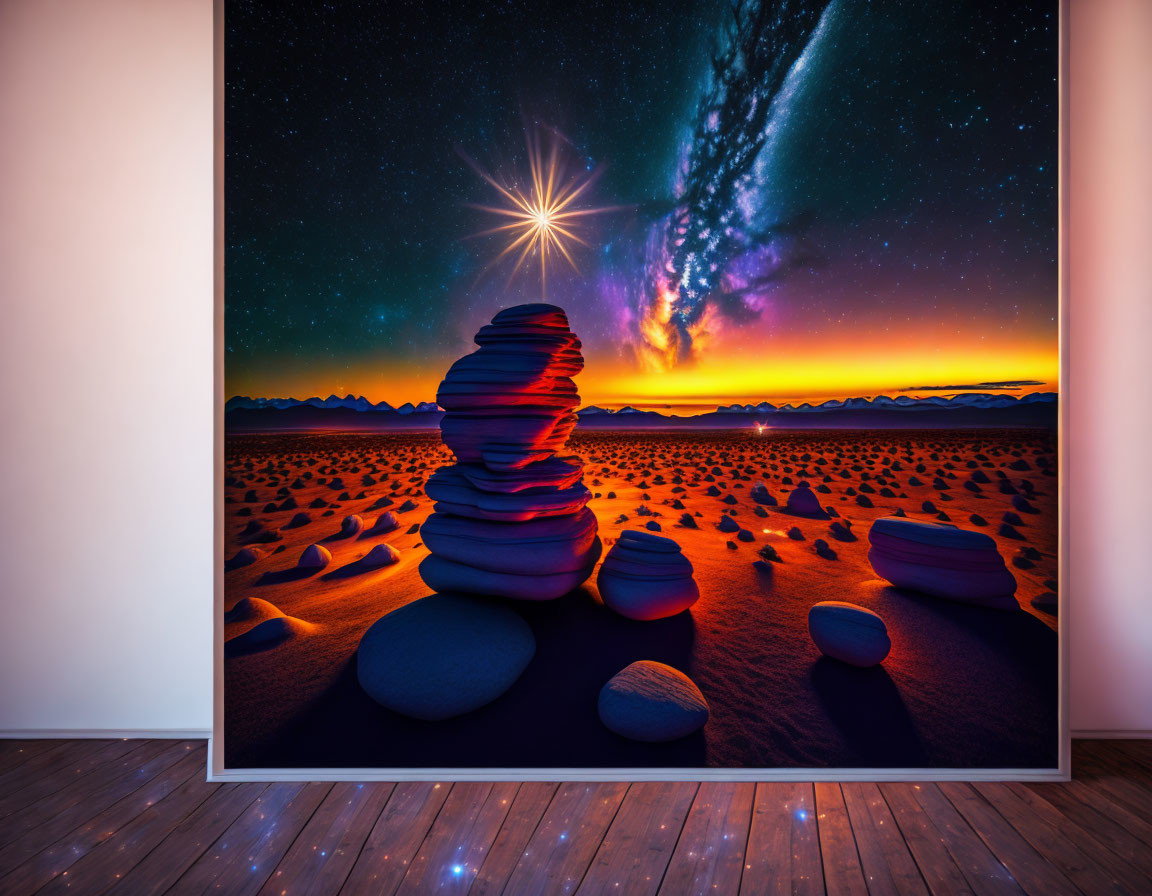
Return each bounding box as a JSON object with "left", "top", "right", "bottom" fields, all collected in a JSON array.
[{"left": 227, "top": 331, "right": 1057, "bottom": 412}]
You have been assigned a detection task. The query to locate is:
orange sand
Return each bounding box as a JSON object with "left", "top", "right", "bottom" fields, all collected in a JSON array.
[{"left": 223, "top": 428, "right": 1058, "bottom": 770}]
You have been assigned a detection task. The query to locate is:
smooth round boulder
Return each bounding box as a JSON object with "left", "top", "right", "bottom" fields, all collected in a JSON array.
[
  {"left": 808, "top": 601, "right": 891, "bottom": 667},
  {"left": 598, "top": 661, "right": 709, "bottom": 742},
  {"left": 357, "top": 593, "right": 535, "bottom": 720}
]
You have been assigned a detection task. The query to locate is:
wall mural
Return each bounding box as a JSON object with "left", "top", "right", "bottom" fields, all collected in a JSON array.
[{"left": 221, "top": 0, "right": 1060, "bottom": 773}]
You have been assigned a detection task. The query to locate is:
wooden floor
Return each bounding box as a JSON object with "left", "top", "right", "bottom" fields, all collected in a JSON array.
[{"left": 0, "top": 742, "right": 1149, "bottom": 895}]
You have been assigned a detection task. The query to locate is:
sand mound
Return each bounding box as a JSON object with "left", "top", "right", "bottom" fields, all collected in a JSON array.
[
  {"left": 224, "top": 596, "right": 283, "bottom": 625},
  {"left": 225, "top": 614, "right": 314, "bottom": 657},
  {"left": 225, "top": 547, "right": 264, "bottom": 571}
]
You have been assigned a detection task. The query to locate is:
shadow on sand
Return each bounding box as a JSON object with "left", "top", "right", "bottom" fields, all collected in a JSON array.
[
  {"left": 232, "top": 586, "right": 706, "bottom": 770},
  {"left": 810, "top": 657, "right": 928, "bottom": 767},
  {"left": 320, "top": 558, "right": 382, "bottom": 581},
  {"left": 255, "top": 567, "right": 320, "bottom": 586}
]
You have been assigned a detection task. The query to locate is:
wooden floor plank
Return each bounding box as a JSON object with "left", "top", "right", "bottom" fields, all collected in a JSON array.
[
  {"left": 0, "top": 738, "right": 49, "bottom": 755},
  {"left": 339, "top": 781, "right": 451, "bottom": 896},
  {"left": 905, "top": 783, "right": 1024, "bottom": 895},
  {"left": 815, "top": 783, "right": 869, "bottom": 896},
  {"left": 0, "top": 739, "right": 57, "bottom": 768},
  {"left": 576, "top": 781, "right": 698, "bottom": 896},
  {"left": 499, "top": 782, "right": 629, "bottom": 896},
  {"left": 0, "top": 737, "right": 143, "bottom": 821},
  {"left": 740, "top": 782, "right": 823, "bottom": 896},
  {"left": 974, "top": 781, "right": 1150, "bottom": 895},
  {"left": 1018, "top": 778, "right": 1152, "bottom": 879},
  {"left": 105, "top": 781, "right": 268, "bottom": 896},
  {"left": 4, "top": 745, "right": 209, "bottom": 895},
  {"left": 1105, "top": 740, "right": 1152, "bottom": 776},
  {"left": 0, "top": 739, "right": 102, "bottom": 799},
  {"left": 1080, "top": 739, "right": 1152, "bottom": 776},
  {"left": 937, "top": 782, "right": 1079, "bottom": 896},
  {"left": 32, "top": 753, "right": 220, "bottom": 896},
  {"left": 657, "top": 782, "right": 754, "bottom": 896},
  {"left": 1073, "top": 743, "right": 1152, "bottom": 826},
  {"left": 841, "top": 782, "right": 929, "bottom": 896},
  {"left": 470, "top": 782, "right": 559, "bottom": 896},
  {"left": 394, "top": 782, "right": 520, "bottom": 895},
  {"left": 166, "top": 781, "right": 332, "bottom": 896},
  {"left": 257, "top": 782, "right": 394, "bottom": 896},
  {"left": 0, "top": 739, "right": 190, "bottom": 871},
  {"left": 1, "top": 738, "right": 1149, "bottom": 896},
  {"left": 879, "top": 783, "right": 975, "bottom": 896}
]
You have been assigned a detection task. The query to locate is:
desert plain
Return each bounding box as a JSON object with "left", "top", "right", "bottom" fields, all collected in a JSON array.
[{"left": 223, "top": 427, "right": 1058, "bottom": 770}]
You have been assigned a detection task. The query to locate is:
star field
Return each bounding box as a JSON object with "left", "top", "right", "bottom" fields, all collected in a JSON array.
[{"left": 225, "top": 0, "right": 1057, "bottom": 406}]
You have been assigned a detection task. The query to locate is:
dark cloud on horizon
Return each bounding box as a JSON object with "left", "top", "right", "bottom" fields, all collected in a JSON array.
[{"left": 901, "top": 380, "right": 1047, "bottom": 392}]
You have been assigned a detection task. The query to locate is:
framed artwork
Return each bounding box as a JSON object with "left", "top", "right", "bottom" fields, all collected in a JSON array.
[{"left": 213, "top": 0, "right": 1067, "bottom": 779}]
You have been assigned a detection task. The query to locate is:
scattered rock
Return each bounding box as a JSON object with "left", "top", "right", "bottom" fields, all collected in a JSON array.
[
  {"left": 750, "top": 483, "right": 778, "bottom": 505},
  {"left": 1031, "top": 592, "right": 1058, "bottom": 614},
  {"left": 598, "top": 661, "right": 709, "bottom": 742},
  {"left": 758, "top": 544, "right": 781, "bottom": 563},
  {"left": 814, "top": 539, "right": 837, "bottom": 560},
  {"left": 808, "top": 601, "right": 891, "bottom": 667},
  {"left": 786, "top": 485, "right": 827, "bottom": 517}
]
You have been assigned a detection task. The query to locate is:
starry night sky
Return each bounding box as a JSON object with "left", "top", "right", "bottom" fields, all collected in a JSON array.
[{"left": 225, "top": 0, "right": 1058, "bottom": 409}]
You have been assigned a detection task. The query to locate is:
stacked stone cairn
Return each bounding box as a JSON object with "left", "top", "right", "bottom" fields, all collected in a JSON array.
[
  {"left": 419, "top": 303, "right": 602, "bottom": 600},
  {"left": 359, "top": 303, "right": 707, "bottom": 739}
]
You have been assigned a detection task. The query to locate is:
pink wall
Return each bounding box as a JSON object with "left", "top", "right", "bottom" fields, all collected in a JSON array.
[
  {"left": 1067, "top": 0, "right": 1152, "bottom": 733},
  {"left": 0, "top": 0, "right": 1148, "bottom": 734}
]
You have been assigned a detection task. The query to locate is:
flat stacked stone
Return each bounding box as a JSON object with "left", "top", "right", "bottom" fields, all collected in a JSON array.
[
  {"left": 867, "top": 516, "right": 1018, "bottom": 609},
  {"left": 419, "top": 304, "right": 601, "bottom": 600},
  {"left": 597, "top": 530, "right": 699, "bottom": 620}
]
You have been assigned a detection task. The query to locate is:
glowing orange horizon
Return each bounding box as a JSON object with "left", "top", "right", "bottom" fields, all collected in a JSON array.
[{"left": 227, "top": 327, "right": 1059, "bottom": 412}]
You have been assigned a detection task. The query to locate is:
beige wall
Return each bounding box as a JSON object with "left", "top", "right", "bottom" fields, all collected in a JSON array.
[
  {"left": 0, "top": 0, "right": 1148, "bottom": 735},
  {"left": 0, "top": 0, "right": 213, "bottom": 732}
]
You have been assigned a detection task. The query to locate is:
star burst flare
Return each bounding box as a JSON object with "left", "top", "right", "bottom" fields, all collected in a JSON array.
[{"left": 461, "top": 130, "right": 622, "bottom": 294}]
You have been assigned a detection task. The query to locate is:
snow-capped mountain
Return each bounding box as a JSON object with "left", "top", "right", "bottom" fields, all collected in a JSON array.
[{"left": 225, "top": 394, "right": 432, "bottom": 414}]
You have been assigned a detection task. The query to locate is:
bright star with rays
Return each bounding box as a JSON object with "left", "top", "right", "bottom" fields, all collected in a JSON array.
[{"left": 461, "top": 129, "right": 621, "bottom": 294}]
